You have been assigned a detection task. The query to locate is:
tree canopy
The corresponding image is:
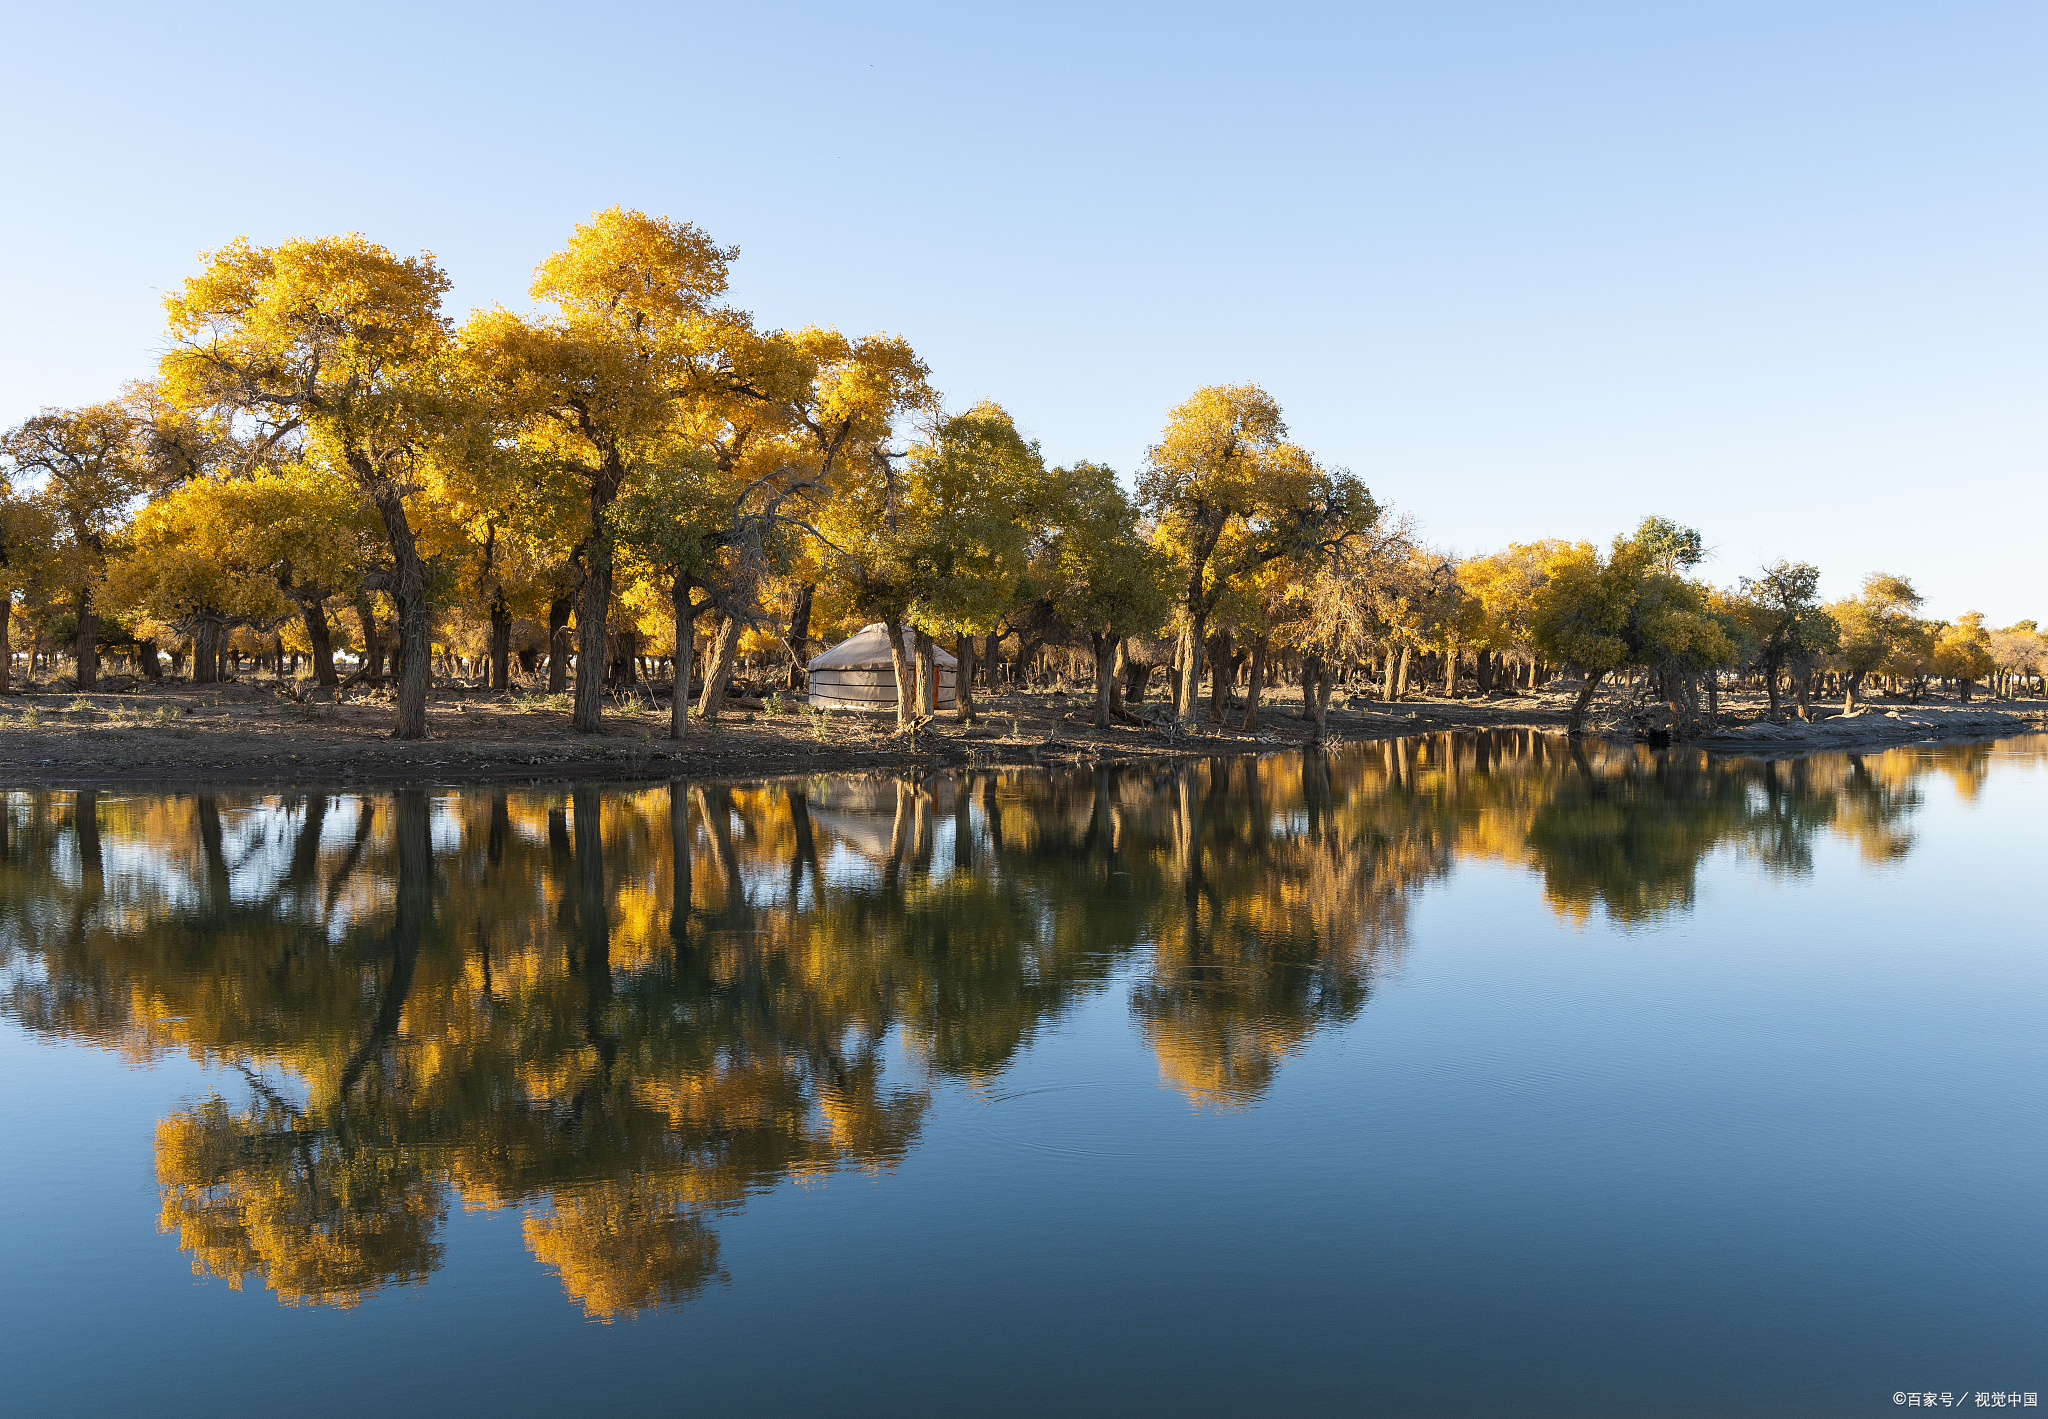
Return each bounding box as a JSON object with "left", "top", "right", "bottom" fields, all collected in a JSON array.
[{"left": 0, "top": 208, "right": 2024, "bottom": 731}]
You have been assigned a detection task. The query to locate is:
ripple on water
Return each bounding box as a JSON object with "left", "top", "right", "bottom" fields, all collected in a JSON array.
[{"left": 968, "top": 1074, "right": 1311, "bottom": 1163}]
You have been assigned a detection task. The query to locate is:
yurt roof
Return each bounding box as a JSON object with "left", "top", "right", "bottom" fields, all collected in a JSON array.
[{"left": 808, "top": 623, "right": 957, "bottom": 672}]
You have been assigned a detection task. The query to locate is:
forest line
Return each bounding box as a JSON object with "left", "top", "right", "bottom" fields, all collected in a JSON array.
[{"left": 1, "top": 208, "right": 2041, "bottom": 743}]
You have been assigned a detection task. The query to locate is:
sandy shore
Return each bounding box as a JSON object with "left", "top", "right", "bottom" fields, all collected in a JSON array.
[
  {"left": 1696, "top": 703, "right": 2040, "bottom": 754},
  {"left": 0, "top": 678, "right": 2040, "bottom": 787}
]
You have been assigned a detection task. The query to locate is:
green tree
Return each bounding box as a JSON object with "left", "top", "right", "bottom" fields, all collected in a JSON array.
[
  {"left": 1532, "top": 528, "right": 1734, "bottom": 734},
  {"left": 1630, "top": 515, "right": 1706, "bottom": 576},
  {"left": 1043, "top": 462, "right": 1175, "bottom": 727},
  {"left": 817, "top": 401, "right": 1042, "bottom": 725},
  {"left": 608, "top": 441, "right": 819, "bottom": 734},
  {"left": 1736, "top": 560, "right": 1840, "bottom": 718},
  {"left": 902, "top": 403, "right": 1045, "bottom": 723}
]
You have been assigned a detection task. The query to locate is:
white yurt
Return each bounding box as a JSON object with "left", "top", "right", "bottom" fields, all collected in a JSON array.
[{"left": 807, "top": 623, "right": 956, "bottom": 711}]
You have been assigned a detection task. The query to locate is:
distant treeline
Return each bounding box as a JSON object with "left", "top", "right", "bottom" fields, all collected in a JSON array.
[{"left": 1, "top": 209, "right": 2040, "bottom": 736}]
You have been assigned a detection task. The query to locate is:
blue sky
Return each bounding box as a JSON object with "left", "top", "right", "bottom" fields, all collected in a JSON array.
[{"left": 4, "top": 1, "right": 2042, "bottom": 622}]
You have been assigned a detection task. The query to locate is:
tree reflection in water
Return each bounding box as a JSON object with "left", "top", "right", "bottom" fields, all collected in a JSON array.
[{"left": 0, "top": 732, "right": 2013, "bottom": 1317}]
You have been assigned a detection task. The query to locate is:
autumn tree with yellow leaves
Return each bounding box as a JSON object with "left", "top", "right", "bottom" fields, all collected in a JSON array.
[
  {"left": 157, "top": 234, "right": 457, "bottom": 736},
  {"left": 460, "top": 208, "right": 788, "bottom": 733},
  {"left": 0, "top": 399, "right": 177, "bottom": 689},
  {"left": 1, "top": 207, "right": 2030, "bottom": 734},
  {"left": 1138, "top": 384, "right": 1376, "bottom": 722},
  {"left": 1931, "top": 611, "right": 1996, "bottom": 701}
]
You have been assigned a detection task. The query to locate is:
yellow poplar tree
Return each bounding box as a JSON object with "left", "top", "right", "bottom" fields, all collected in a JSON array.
[
  {"left": 159, "top": 234, "right": 455, "bottom": 738},
  {"left": 0, "top": 485, "right": 57, "bottom": 692},
  {"left": 1931, "top": 611, "right": 1995, "bottom": 700},
  {"left": 460, "top": 208, "right": 783, "bottom": 733},
  {"left": 1137, "top": 384, "right": 1374, "bottom": 720},
  {"left": 0, "top": 400, "right": 167, "bottom": 688}
]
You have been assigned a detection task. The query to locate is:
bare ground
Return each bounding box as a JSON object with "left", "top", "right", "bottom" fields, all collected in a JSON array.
[{"left": 1, "top": 675, "right": 2041, "bottom": 789}]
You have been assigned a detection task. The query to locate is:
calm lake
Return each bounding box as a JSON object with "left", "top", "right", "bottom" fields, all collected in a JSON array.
[{"left": 3, "top": 733, "right": 2043, "bottom": 1417}]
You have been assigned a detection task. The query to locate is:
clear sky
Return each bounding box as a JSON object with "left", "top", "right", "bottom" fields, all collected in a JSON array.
[{"left": 4, "top": 1, "right": 2042, "bottom": 622}]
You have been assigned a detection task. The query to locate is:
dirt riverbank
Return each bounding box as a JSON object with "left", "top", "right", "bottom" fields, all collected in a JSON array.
[{"left": 1, "top": 678, "right": 2041, "bottom": 788}]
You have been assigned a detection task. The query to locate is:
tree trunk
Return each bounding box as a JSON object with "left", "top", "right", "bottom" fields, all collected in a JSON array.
[
  {"left": 1394, "top": 645, "right": 1412, "bottom": 701},
  {"left": 359, "top": 476, "right": 433, "bottom": 740},
  {"left": 355, "top": 595, "right": 385, "bottom": 684},
  {"left": 1795, "top": 668, "right": 1812, "bottom": 719},
  {"left": 73, "top": 587, "right": 98, "bottom": 690},
  {"left": 295, "top": 602, "right": 335, "bottom": 686},
  {"left": 137, "top": 638, "right": 162, "bottom": 681},
  {"left": 887, "top": 623, "right": 914, "bottom": 728},
  {"left": 1765, "top": 664, "right": 1782, "bottom": 716},
  {"left": 1110, "top": 638, "right": 1129, "bottom": 716},
  {"left": 785, "top": 582, "right": 814, "bottom": 692},
  {"left": 571, "top": 547, "right": 612, "bottom": 732},
  {"left": 670, "top": 575, "right": 694, "bottom": 740},
  {"left": 489, "top": 595, "right": 512, "bottom": 691},
  {"left": 0, "top": 601, "right": 12, "bottom": 693},
  {"left": 1567, "top": 669, "right": 1607, "bottom": 733},
  {"left": 696, "top": 614, "right": 741, "bottom": 722},
  {"left": 1014, "top": 633, "right": 1041, "bottom": 690},
  {"left": 1442, "top": 647, "right": 1458, "bottom": 698},
  {"left": 1241, "top": 634, "right": 1268, "bottom": 731},
  {"left": 1206, "top": 629, "right": 1231, "bottom": 723},
  {"left": 1092, "top": 631, "right": 1114, "bottom": 729},
  {"left": 606, "top": 629, "right": 637, "bottom": 690},
  {"left": 193, "top": 620, "right": 220, "bottom": 686},
  {"left": 914, "top": 630, "right": 935, "bottom": 718},
  {"left": 1301, "top": 653, "right": 1328, "bottom": 740},
  {"left": 1177, "top": 613, "right": 1205, "bottom": 724},
  {"left": 1123, "top": 642, "right": 1147, "bottom": 705},
  {"left": 547, "top": 591, "right": 574, "bottom": 693},
  {"left": 954, "top": 634, "right": 979, "bottom": 724}
]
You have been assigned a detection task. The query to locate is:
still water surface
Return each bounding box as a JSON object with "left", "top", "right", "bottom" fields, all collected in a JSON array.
[{"left": 3, "top": 733, "right": 2044, "bottom": 1417}]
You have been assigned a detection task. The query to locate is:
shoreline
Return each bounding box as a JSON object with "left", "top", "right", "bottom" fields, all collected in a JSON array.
[
  {"left": 2, "top": 679, "right": 2041, "bottom": 790},
  {"left": 1693, "top": 704, "right": 2041, "bottom": 755}
]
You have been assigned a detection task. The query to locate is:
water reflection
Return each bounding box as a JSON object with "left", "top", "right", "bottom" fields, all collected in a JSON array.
[{"left": 0, "top": 731, "right": 2020, "bottom": 1318}]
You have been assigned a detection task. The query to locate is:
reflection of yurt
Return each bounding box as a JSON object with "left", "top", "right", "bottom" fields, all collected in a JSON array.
[
  {"left": 803, "top": 778, "right": 905, "bottom": 859},
  {"left": 806, "top": 623, "right": 956, "bottom": 711}
]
